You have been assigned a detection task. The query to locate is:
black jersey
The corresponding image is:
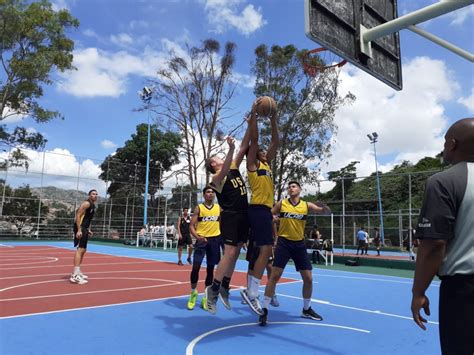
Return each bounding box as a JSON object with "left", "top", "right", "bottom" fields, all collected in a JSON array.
[
  {"left": 74, "top": 199, "right": 95, "bottom": 229},
  {"left": 211, "top": 162, "right": 248, "bottom": 212},
  {"left": 179, "top": 215, "right": 191, "bottom": 236}
]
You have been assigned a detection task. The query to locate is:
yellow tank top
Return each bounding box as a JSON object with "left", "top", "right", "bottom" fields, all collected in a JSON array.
[
  {"left": 196, "top": 203, "right": 220, "bottom": 237},
  {"left": 248, "top": 161, "right": 274, "bottom": 208},
  {"left": 278, "top": 199, "right": 308, "bottom": 241}
]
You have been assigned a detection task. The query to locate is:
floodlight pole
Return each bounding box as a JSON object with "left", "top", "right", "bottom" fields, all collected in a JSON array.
[
  {"left": 361, "top": 0, "right": 474, "bottom": 61},
  {"left": 368, "top": 133, "right": 385, "bottom": 245},
  {"left": 140, "top": 88, "right": 153, "bottom": 228}
]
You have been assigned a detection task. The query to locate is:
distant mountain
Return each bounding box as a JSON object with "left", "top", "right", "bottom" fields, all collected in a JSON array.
[{"left": 31, "top": 186, "right": 104, "bottom": 212}]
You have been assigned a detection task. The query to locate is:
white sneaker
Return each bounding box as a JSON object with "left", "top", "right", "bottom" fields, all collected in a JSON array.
[
  {"left": 79, "top": 273, "right": 89, "bottom": 279},
  {"left": 70, "top": 273, "right": 88, "bottom": 284}
]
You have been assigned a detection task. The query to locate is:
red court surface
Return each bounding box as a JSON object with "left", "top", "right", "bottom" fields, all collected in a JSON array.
[{"left": 0, "top": 246, "right": 296, "bottom": 318}]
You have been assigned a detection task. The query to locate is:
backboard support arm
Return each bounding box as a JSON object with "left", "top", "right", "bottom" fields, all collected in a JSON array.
[{"left": 360, "top": 0, "right": 473, "bottom": 61}]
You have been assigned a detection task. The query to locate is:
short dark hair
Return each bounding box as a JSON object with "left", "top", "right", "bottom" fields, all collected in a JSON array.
[
  {"left": 202, "top": 186, "right": 214, "bottom": 194},
  {"left": 288, "top": 181, "right": 301, "bottom": 188},
  {"left": 204, "top": 157, "right": 216, "bottom": 174},
  {"left": 183, "top": 207, "right": 188, "bottom": 211},
  {"left": 88, "top": 189, "right": 97, "bottom": 195}
]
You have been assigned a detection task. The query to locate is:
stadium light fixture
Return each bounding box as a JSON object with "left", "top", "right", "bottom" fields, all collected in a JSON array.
[{"left": 367, "top": 132, "right": 384, "bottom": 244}]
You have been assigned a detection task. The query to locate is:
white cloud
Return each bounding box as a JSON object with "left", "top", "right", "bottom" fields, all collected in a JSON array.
[
  {"left": 202, "top": 0, "right": 266, "bottom": 35},
  {"left": 58, "top": 38, "right": 253, "bottom": 98},
  {"left": 51, "top": 0, "right": 70, "bottom": 11},
  {"left": 1, "top": 148, "right": 104, "bottom": 196},
  {"left": 110, "top": 33, "right": 134, "bottom": 47},
  {"left": 458, "top": 89, "right": 474, "bottom": 113},
  {"left": 448, "top": 5, "right": 474, "bottom": 26},
  {"left": 57, "top": 46, "right": 168, "bottom": 97},
  {"left": 313, "top": 56, "right": 459, "bottom": 191},
  {"left": 101, "top": 140, "right": 118, "bottom": 149},
  {"left": 129, "top": 20, "right": 150, "bottom": 30},
  {"left": 1, "top": 106, "right": 27, "bottom": 124}
]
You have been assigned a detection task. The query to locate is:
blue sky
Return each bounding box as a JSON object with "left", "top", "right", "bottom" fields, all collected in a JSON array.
[{"left": 3, "top": 0, "right": 473, "bottom": 194}]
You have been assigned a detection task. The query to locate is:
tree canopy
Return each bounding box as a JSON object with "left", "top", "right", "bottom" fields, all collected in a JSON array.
[
  {"left": 99, "top": 124, "right": 181, "bottom": 220},
  {"left": 150, "top": 39, "right": 237, "bottom": 188},
  {"left": 251, "top": 44, "right": 355, "bottom": 199},
  {"left": 0, "top": 0, "right": 79, "bottom": 165}
]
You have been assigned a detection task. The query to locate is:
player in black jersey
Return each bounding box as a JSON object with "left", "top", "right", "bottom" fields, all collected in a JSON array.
[
  {"left": 203, "top": 112, "right": 254, "bottom": 315},
  {"left": 177, "top": 207, "right": 193, "bottom": 265},
  {"left": 70, "top": 189, "right": 98, "bottom": 284}
]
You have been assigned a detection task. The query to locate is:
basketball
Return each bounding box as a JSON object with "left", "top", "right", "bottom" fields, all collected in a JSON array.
[{"left": 255, "top": 96, "right": 277, "bottom": 117}]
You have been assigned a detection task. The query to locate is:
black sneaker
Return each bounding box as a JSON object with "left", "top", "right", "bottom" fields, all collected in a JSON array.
[
  {"left": 187, "top": 257, "right": 192, "bottom": 265},
  {"left": 204, "top": 286, "right": 219, "bottom": 315},
  {"left": 301, "top": 307, "right": 323, "bottom": 321},
  {"left": 219, "top": 286, "right": 231, "bottom": 310},
  {"left": 259, "top": 308, "right": 268, "bottom": 326}
]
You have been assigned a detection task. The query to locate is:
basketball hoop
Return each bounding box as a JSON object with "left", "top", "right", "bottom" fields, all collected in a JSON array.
[{"left": 302, "top": 47, "right": 347, "bottom": 77}]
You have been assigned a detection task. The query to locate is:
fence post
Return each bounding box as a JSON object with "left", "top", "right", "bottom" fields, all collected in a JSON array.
[
  {"left": 0, "top": 153, "right": 10, "bottom": 216},
  {"left": 398, "top": 209, "right": 403, "bottom": 251},
  {"left": 36, "top": 150, "right": 46, "bottom": 239}
]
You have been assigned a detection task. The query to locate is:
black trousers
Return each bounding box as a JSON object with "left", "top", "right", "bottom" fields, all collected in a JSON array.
[{"left": 439, "top": 274, "right": 474, "bottom": 355}]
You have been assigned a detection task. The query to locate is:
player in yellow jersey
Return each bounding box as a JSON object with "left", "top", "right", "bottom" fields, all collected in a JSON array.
[
  {"left": 240, "top": 98, "right": 279, "bottom": 315},
  {"left": 258, "top": 181, "right": 330, "bottom": 325},
  {"left": 186, "top": 187, "right": 221, "bottom": 310}
]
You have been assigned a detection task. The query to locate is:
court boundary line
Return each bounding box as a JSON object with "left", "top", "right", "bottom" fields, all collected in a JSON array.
[
  {"left": 186, "top": 321, "right": 371, "bottom": 355},
  {"left": 272, "top": 291, "right": 439, "bottom": 326}
]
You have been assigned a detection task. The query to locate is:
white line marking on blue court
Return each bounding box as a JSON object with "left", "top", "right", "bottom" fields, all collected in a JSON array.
[
  {"left": 272, "top": 292, "right": 439, "bottom": 325},
  {"left": 186, "top": 322, "right": 371, "bottom": 355}
]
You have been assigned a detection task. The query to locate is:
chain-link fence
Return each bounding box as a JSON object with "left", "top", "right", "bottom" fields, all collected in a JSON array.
[
  {"left": 0, "top": 148, "right": 207, "bottom": 241},
  {"left": 1, "top": 148, "right": 441, "bottom": 250}
]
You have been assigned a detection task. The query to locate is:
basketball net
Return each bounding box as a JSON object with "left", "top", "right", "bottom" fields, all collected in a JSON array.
[{"left": 301, "top": 48, "right": 347, "bottom": 99}]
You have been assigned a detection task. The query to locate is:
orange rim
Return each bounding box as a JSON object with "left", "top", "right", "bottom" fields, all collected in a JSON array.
[{"left": 302, "top": 48, "right": 347, "bottom": 76}]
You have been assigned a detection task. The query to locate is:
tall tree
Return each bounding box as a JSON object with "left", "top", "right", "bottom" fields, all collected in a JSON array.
[
  {"left": 0, "top": 0, "right": 79, "bottom": 166},
  {"left": 150, "top": 39, "right": 237, "bottom": 188},
  {"left": 2, "top": 184, "right": 49, "bottom": 235},
  {"left": 252, "top": 44, "right": 355, "bottom": 199},
  {"left": 326, "top": 161, "right": 360, "bottom": 201},
  {"left": 99, "top": 124, "right": 181, "bottom": 221}
]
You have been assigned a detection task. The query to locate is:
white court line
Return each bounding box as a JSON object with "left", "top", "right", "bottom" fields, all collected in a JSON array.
[
  {"left": 0, "top": 260, "right": 158, "bottom": 270},
  {"left": 0, "top": 269, "right": 193, "bottom": 280},
  {"left": 283, "top": 271, "right": 440, "bottom": 287},
  {"left": 272, "top": 292, "right": 439, "bottom": 326},
  {"left": 0, "top": 292, "right": 191, "bottom": 320},
  {"left": 0, "top": 257, "right": 59, "bottom": 266},
  {"left": 0, "top": 244, "right": 14, "bottom": 248},
  {"left": 185, "top": 322, "right": 370, "bottom": 355},
  {"left": 0, "top": 277, "right": 182, "bottom": 301}
]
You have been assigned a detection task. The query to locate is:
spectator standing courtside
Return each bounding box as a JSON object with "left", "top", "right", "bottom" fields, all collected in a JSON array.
[
  {"left": 356, "top": 227, "right": 367, "bottom": 255},
  {"left": 177, "top": 207, "right": 193, "bottom": 265},
  {"left": 411, "top": 118, "right": 474, "bottom": 355}
]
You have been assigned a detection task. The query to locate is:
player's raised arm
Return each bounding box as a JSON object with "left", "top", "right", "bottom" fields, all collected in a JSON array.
[
  {"left": 211, "top": 136, "right": 235, "bottom": 187},
  {"left": 247, "top": 100, "right": 260, "bottom": 172},
  {"left": 307, "top": 201, "right": 331, "bottom": 215},
  {"left": 234, "top": 112, "right": 253, "bottom": 168}
]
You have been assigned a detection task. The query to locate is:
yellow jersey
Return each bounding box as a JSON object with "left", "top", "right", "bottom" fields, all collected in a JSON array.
[
  {"left": 248, "top": 161, "right": 274, "bottom": 208},
  {"left": 196, "top": 203, "right": 220, "bottom": 238},
  {"left": 278, "top": 198, "right": 308, "bottom": 241}
]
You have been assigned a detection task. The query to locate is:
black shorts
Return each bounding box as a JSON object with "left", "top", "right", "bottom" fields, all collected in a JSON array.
[
  {"left": 246, "top": 241, "right": 274, "bottom": 271},
  {"left": 178, "top": 234, "right": 192, "bottom": 247},
  {"left": 273, "top": 237, "right": 312, "bottom": 271},
  {"left": 192, "top": 236, "right": 222, "bottom": 267},
  {"left": 73, "top": 226, "right": 89, "bottom": 249},
  {"left": 220, "top": 211, "right": 249, "bottom": 246},
  {"left": 248, "top": 205, "right": 273, "bottom": 246},
  {"left": 439, "top": 274, "right": 474, "bottom": 355}
]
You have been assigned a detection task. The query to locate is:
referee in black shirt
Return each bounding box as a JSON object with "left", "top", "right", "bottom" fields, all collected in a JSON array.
[{"left": 411, "top": 118, "right": 474, "bottom": 355}]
